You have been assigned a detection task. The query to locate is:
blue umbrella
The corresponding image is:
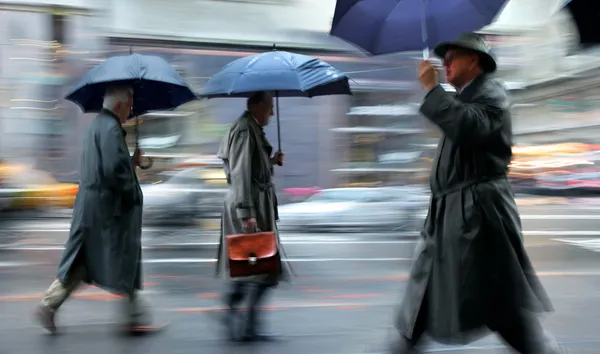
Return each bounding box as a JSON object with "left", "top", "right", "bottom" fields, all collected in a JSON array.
[
  {"left": 199, "top": 50, "right": 350, "bottom": 98},
  {"left": 66, "top": 51, "right": 196, "bottom": 170},
  {"left": 65, "top": 53, "right": 196, "bottom": 117},
  {"left": 198, "top": 50, "right": 351, "bottom": 150},
  {"left": 330, "top": 0, "right": 509, "bottom": 56}
]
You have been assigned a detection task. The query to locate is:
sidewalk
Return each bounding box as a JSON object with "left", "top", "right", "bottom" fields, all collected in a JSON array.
[{"left": 0, "top": 224, "right": 221, "bottom": 251}]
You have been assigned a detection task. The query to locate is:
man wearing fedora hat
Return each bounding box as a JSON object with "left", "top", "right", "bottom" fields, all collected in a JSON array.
[{"left": 390, "top": 33, "right": 567, "bottom": 353}]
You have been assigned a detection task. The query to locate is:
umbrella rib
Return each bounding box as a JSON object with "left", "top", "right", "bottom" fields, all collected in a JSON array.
[
  {"left": 280, "top": 54, "right": 305, "bottom": 92},
  {"left": 467, "top": 0, "right": 489, "bottom": 28},
  {"left": 202, "top": 51, "right": 351, "bottom": 97},
  {"left": 374, "top": 0, "right": 404, "bottom": 53}
]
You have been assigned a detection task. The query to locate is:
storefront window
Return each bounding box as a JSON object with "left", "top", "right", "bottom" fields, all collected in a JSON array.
[
  {"left": 0, "top": 11, "right": 52, "bottom": 162},
  {"left": 334, "top": 90, "right": 429, "bottom": 186},
  {"left": 0, "top": 8, "right": 105, "bottom": 181},
  {"left": 513, "top": 88, "right": 600, "bottom": 145}
]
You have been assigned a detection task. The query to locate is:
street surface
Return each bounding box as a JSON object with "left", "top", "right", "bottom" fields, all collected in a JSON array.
[{"left": 1, "top": 196, "right": 600, "bottom": 353}]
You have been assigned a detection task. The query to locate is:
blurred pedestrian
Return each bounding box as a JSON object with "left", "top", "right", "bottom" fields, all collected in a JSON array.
[
  {"left": 216, "top": 91, "right": 291, "bottom": 342},
  {"left": 390, "top": 33, "right": 567, "bottom": 353},
  {"left": 35, "top": 86, "right": 160, "bottom": 335}
]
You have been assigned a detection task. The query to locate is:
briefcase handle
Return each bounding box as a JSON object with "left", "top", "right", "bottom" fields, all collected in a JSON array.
[{"left": 243, "top": 225, "right": 262, "bottom": 234}]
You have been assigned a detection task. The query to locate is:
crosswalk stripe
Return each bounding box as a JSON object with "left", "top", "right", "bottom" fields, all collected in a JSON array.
[{"left": 553, "top": 238, "right": 600, "bottom": 252}]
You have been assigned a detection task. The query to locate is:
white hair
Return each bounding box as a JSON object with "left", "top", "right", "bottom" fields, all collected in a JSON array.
[{"left": 102, "top": 86, "right": 133, "bottom": 111}]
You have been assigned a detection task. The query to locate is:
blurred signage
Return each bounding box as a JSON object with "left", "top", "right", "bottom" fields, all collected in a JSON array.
[
  {"left": 138, "top": 135, "right": 181, "bottom": 149},
  {"left": 378, "top": 151, "right": 422, "bottom": 164},
  {"left": 198, "top": 123, "right": 229, "bottom": 139},
  {"left": 353, "top": 134, "right": 385, "bottom": 144},
  {"left": 512, "top": 143, "right": 595, "bottom": 156},
  {"left": 348, "top": 105, "right": 418, "bottom": 116},
  {"left": 548, "top": 97, "right": 600, "bottom": 113}
]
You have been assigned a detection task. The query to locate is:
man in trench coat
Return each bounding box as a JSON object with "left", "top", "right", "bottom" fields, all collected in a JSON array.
[
  {"left": 216, "top": 91, "right": 291, "bottom": 342},
  {"left": 35, "top": 86, "right": 158, "bottom": 334},
  {"left": 391, "top": 34, "right": 566, "bottom": 354}
]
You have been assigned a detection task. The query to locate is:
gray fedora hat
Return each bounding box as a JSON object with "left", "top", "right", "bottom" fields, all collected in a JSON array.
[{"left": 433, "top": 33, "right": 497, "bottom": 73}]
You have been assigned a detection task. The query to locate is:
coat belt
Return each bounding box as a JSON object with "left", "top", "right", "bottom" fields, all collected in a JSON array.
[
  {"left": 252, "top": 178, "right": 273, "bottom": 191},
  {"left": 432, "top": 174, "right": 506, "bottom": 198}
]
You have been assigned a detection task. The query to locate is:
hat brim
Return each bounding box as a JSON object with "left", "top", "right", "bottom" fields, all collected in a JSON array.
[{"left": 433, "top": 42, "right": 497, "bottom": 73}]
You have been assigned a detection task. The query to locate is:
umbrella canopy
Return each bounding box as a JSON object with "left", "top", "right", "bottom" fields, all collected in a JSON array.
[
  {"left": 563, "top": 0, "right": 600, "bottom": 48},
  {"left": 330, "top": 0, "right": 509, "bottom": 55},
  {"left": 198, "top": 50, "right": 351, "bottom": 98},
  {"left": 66, "top": 53, "right": 196, "bottom": 117}
]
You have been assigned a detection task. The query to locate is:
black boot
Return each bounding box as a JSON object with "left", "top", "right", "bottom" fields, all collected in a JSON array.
[{"left": 389, "top": 335, "right": 421, "bottom": 354}]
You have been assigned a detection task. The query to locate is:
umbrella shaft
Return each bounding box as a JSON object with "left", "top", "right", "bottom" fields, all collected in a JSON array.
[
  {"left": 421, "top": 0, "right": 429, "bottom": 59},
  {"left": 276, "top": 92, "right": 281, "bottom": 151}
]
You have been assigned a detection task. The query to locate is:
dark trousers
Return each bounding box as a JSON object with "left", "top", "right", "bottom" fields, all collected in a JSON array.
[
  {"left": 408, "top": 297, "right": 548, "bottom": 354},
  {"left": 226, "top": 281, "right": 271, "bottom": 335}
]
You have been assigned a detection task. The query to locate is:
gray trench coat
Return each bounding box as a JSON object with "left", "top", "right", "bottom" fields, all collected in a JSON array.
[
  {"left": 56, "top": 109, "right": 144, "bottom": 296},
  {"left": 395, "top": 75, "right": 553, "bottom": 345},
  {"left": 215, "top": 111, "right": 291, "bottom": 284}
]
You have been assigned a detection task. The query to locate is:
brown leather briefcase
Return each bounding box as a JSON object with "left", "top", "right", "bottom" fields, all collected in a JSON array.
[{"left": 226, "top": 231, "right": 281, "bottom": 278}]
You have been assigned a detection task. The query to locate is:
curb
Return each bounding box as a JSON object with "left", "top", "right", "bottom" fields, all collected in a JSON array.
[
  {"left": 0, "top": 233, "right": 421, "bottom": 252},
  {"left": 0, "top": 243, "right": 220, "bottom": 252}
]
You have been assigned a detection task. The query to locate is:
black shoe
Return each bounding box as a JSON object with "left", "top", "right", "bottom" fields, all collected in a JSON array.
[
  {"left": 390, "top": 335, "right": 420, "bottom": 354},
  {"left": 222, "top": 309, "right": 239, "bottom": 341},
  {"left": 240, "top": 331, "right": 279, "bottom": 342},
  {"left": 240, "top": 316, "right": 279, "bottom": 342}
]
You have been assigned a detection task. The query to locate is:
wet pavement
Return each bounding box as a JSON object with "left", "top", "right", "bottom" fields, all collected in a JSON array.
[{"left": 1, "top": 198, "right": 600, "bottom": 352}]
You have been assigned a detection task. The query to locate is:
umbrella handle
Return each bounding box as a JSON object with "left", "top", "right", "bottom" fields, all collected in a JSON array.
[
  {"left": 135, "top": 140, "right": 153, "bottom": 170},
  {"left": 134, "top": 114, "right": 153, "bottom": 169},
  {"left": 138, "top": 156, "right": 154, "bottom": 170}
]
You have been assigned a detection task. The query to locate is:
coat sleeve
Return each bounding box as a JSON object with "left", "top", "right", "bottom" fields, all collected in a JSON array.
[
  {"left": 229, "top": 129, "right": 255, "bottom": 220},
  {"left": 419, "top": 84, "right": 508, "bottom": 145},
  {"left": 100, "top": 125, "right": 135, "bottom": 204}
]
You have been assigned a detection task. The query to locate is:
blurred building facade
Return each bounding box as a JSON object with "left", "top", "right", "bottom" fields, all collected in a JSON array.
[
  {"left": 1, "top": 0, "right": 600, "bottom": 193},
  {"left": 0, "top": 3, "right": 106, "bottom": 182}
]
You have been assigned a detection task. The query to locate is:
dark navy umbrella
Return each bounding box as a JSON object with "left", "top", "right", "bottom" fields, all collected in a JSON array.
[
  {"left": 66, "top": 51, "right": 196, "bottom": 169},
  {"left": 330, "top": 0, "right": 509, "bottom": 56},
  {"left": 563, "top": 0, "right": 600, "bottom": 49},
  {"left": 198, "top": 50, "right": 351, "bottom": 151},
  {"left": 65, "top": 53, "right": 196, "bottom": 117}
]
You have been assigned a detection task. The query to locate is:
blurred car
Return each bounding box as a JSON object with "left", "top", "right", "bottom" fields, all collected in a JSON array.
[
  {"left": 0, "top": 164, "right": 78, "bottom": 212},
  {"left": 527, "top": 171, "right": 600, "bottom": 196},
  {"left": 277, "top": 186, "right": 429, "bottom": 233},
  {"left": 0, "top": 184, "right": 16, "bottom": 213},
  {"left": 142, "top": 166, "right": 227, "bottom": 225}
]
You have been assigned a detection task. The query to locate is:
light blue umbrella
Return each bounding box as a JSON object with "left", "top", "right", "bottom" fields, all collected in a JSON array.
[{"left": 198, "top": 50, "right": 352, "bottom": 150}]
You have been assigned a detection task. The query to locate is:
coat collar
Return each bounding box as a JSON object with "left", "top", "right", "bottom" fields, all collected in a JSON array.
[
  {"left": 242, "top": 111, "right": 273, "bottom": 155},
  {"left": 243, "top": 110, "right": 264, "bottom": 132},
  {"left": 456, "top": 74, "right": 487, "bottom": 101},
  {"left": 100, "top": 108, "right": 127, "bottom": 136}
]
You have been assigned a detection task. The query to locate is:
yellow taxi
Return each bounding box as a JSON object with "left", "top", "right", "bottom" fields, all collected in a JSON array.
[{"left": 0, "top": 163, "right": 78, "bottom": 210}]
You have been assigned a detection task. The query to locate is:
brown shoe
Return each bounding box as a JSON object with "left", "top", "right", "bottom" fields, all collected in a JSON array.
[
  {"left": 34, "top": 305, "right": 57, "bottom": 334},
  {"left": 123, "top": 322, "right": 169, "bottom": 336},
  {"left": 122, "top": 312, "right": 168, "bottom": 336}
]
